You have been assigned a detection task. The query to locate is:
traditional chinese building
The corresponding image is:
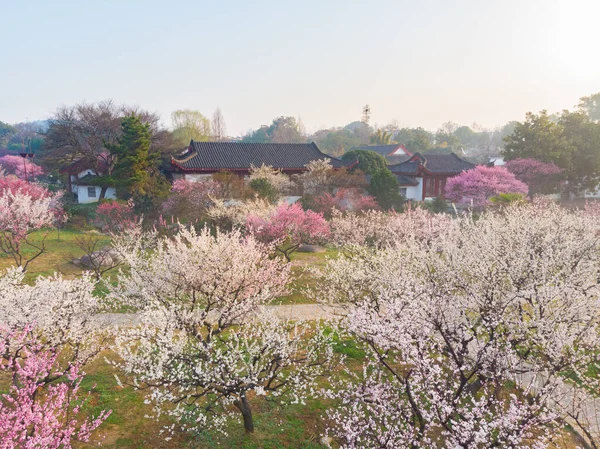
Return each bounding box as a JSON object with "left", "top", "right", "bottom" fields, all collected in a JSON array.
[
  {"left": 170, "top": 140, "right": 345, "bottom": 181},
  {"left": 389, "top": 152, "right": 475, "bottom": 201}
]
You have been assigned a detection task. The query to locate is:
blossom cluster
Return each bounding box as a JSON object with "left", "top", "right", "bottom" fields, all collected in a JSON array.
[
  {"left": 108, "top": 226, "right": 335, "bottom": 433},
  {"left": 0, "top": 326, "right": 110, "bottom": 448},
  {"left": 0, "top": 154, "right": 44, "bottom": 180},
  {"left": 318, "top": 202, "right": 600, "bottom": 448},
  {"left": 329, "top": 205, "right": 454, "bottom": 248},
  {"left": 445, "top": 165, "right": 528, "bottom": 206},
  {"left": 246, "top": 202, "right": 330, "bottom": 260}
]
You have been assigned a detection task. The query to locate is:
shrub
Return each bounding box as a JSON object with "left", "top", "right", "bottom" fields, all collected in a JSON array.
[
  {"left": 96, "top": 199, "right": 138, "bottom": 233},
  {"left": 249, "top": 178, "right": 279, "bottom": 204},
  {"left": 368, "top": 169, "right": 405, "bottom": 210}
]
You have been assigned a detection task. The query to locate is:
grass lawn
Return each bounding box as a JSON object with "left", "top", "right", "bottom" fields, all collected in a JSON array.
[
  {"left": 0, "top": 229, "right": 111, "bottom": 282},
  {"left": 0, "top": 230, "right": 337, "bottom": 305}
]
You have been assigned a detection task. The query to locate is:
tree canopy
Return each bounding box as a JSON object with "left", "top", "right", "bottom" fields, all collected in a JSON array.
[
  {"left": 503, "top": 109, "right": 600, "bottom": 194},
  {"left": 171, "top": 109, "right": 211, "bottom": 146},
  {"left": 341, "top": 150, "right": 388, "bottom": 176},
  {"left": 243, "top": 116, "right": 305, "bottom": 144}
]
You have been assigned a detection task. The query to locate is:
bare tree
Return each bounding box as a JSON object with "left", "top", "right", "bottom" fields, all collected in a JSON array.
[
  {"left": 44, "top": 100, "right": 173, "bottom": 199},
  {"left": 211, "top": 107, "right": 227, "bottom": 141},
  {"left": 68, "top": 233, "right": 122, "bottom": 281}
]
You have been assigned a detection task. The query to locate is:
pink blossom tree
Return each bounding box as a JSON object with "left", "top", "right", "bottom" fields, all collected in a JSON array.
[
  {"left": 0, "top": 326, "right": 110, "bottom": 448},
  {"left": 504, "top": 158, "right": 563, "bottom": 198},
  {"left": 0, "top": 154, "right": 44, "bottom": 180},
  {"left": 0, "top": 176, "right": 64, "bottom": 270},
  {"left": 318, "top": 202, "right": 600, "bottom": 448},
  {"left": 0, "top": 267, "right": 110, "bottom": 377},
  {"left": 108, "top": 227, "right": 335, "bottom": 434},
  {"left": 161, "top": 179, "right": 222, "bottom": 222},
  {"left": 96, "top": 199, "right": 138, "bottom": 233},
  {"left": 246, "top": 202, "right": 330, "bottom": 261},
  {"left": 445, "top": 165, "right": 528, "bottom": 207},
  {"left": 309, "top": 188, "right": 379, "bottom": 218}
]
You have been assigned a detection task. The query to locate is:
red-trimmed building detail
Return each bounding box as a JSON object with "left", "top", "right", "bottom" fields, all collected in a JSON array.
[{"left": 389, "top": 153, "right": 475, "bottom": 201}]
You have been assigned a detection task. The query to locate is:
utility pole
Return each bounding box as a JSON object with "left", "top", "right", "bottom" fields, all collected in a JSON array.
[{"left": 362, "top": 104, "right": 371, "bottom": 125}]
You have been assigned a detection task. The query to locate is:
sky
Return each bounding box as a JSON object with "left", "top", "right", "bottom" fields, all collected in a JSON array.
[{"left": 1, "top": 0, "right": 599, "bottom": 136}]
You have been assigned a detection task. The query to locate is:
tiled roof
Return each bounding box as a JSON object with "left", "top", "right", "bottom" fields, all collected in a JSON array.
[
  {"left": 171, "top": 141, "right": 345, "bottom": 171},
  {"left": 395, "top": 175, "right": 419, "bottom": 186},
  {"left": 59, "top": 156, "right": 109, "bottom": 175},
  {"left": 389, "top": 153, "right": 475, "bottom": 175}
]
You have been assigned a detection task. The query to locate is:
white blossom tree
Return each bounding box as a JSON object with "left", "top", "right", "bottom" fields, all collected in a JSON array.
[
  {"left": 109, "top": 227, "right": 335, "bottom": 434},
  {"left": 317, "top": 202, "right": 600, "bottom": 448},
  {"left": 248, "top": 164, "right": 292, "bottom": 194},
  {"left": 0, "top": 267, "right": 108, "bottom": 381}
]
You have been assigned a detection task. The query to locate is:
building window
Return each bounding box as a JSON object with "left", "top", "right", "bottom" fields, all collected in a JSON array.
[
  {"left": 399, "top": 187, "right": 407, "bottom": 197},
  {"left": 87, "top": 187, "right": 97, "bottom": 198}
]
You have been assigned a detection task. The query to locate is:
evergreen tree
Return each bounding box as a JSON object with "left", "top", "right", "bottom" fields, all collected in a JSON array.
[
  {"left": 109, "top": 114, "right": 168, "bottom": 200},
  {"left": 368, "top": 168, "right": 404, "bottom": 210},
  {"left": 342, "top": 150, "right": 388, "bottom": 176}
]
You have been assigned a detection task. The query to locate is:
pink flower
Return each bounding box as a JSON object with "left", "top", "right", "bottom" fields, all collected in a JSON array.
[{"left": 445, "top": 165, "right": 528, "bottom": 206}]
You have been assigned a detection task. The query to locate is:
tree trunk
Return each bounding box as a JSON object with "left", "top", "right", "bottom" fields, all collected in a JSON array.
[
  {"left": 233, "top": 395, "right": 254, "bottom": 433},
  {"left": 99, "top": 186, "right": 108, "bottom": 200}
]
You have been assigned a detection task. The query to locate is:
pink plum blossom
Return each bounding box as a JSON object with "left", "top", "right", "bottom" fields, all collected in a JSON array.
[{"left": 445, "top": 165, "right": 528, "bottom": 206}]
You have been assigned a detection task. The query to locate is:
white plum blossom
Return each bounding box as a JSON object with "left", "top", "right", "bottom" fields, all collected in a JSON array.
[
  {"left": 0, "top": 267, "right": 108, "bottom": 376},
  {"left": 319, "top": 202, "right": 600, "bottom": 448},
  {"left": 108, "top": 226, "right": 335, "bottom": 434}
]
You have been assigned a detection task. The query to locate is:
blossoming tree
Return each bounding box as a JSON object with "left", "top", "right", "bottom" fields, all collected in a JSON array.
[
  {"left": 317, "top": 202, "right": 600, "bottom": 448},
  {"left": 0, "top": 154, "right": 44, "bottom": 180},
  {"left": 0, "top": 175, "right": 64, "bottom": 270},
  {"left": 329, "top": 206, "right": 453, "bottom": 249},
  {"left": 95, "top": 199, "right": 138, "bottom": 233},
  {"left": 161, "top": 178, "right": 223, "bottom": 222},
  {"left": 307, "top": 188, "right": 379, "bottom": 218},
  {"left": 246, "top": 202, "right": 330, "bottom": 261},
  {"left": 0, "top": 267, "right": 108, "bottom": 375},
  {"left": 504, "top": 158, "right": 563, "bottom": 197},
  {"left": 108, "top": 227, "right": 335, "bottom": 434},
  {"left": 0, "top": 326, "right": 110, "bottom": 448},
  {"left": 444, "top": 165, "right": 528, "bottom": 206}
]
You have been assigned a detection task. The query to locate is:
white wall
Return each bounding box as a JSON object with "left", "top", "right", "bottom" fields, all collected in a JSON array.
[
  {"left": 402, "top": 177, "right": 423, "bottom": 201},
  {"left": 76, "top": 185, "right": 116, "bottom": 204},
  {"left": 392, "top": 146, "right": 410, "bottom": 156},
  {"left": 183, "top": 173, "right": 212, "bottom": 182}
]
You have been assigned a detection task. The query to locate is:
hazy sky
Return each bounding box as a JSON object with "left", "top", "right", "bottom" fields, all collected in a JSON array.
[{"left": 1, "top": 0, "right": 599, "bottom": 136}]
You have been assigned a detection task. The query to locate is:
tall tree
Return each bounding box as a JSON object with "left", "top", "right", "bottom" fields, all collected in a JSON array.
[
  {"left": 211, "top": 107, "right": 227, "bottom": 140},
  {"left": 43, "top": 101, "right": 173, "bottom": 199},
  {"left": 368, "top": 168, "right": 404, "bottom": 210},
  {"left": 0, "top": 121, "right": 15, "bottom": 148},
  {"left": 370, "top": 129, "right": 392, "bottom": 145},
  {"left": 394, "top": 127, "right": 434, "bottom": 153},
  {"left": 108, "top": 114, "right": 167, "bottom": 200},
  {"left": 578, "top": 91, "right": 600, "bottom": 122},
  {"left": 242, "top": 116, "right": 304, "bottom": 144},
  {"left": 504, "top": 109, "right": 600, "bottom": 194},
  {"left": 171, "top": 109, "right": 211, "bottom": 146}
]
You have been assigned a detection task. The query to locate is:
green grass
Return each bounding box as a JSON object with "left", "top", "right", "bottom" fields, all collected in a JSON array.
[
  {"left": 273, "top": 248, "right": 339, "bottom": 305},
  {"left": 0, "top": 229, "right": 111, "bottom": 282}
]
